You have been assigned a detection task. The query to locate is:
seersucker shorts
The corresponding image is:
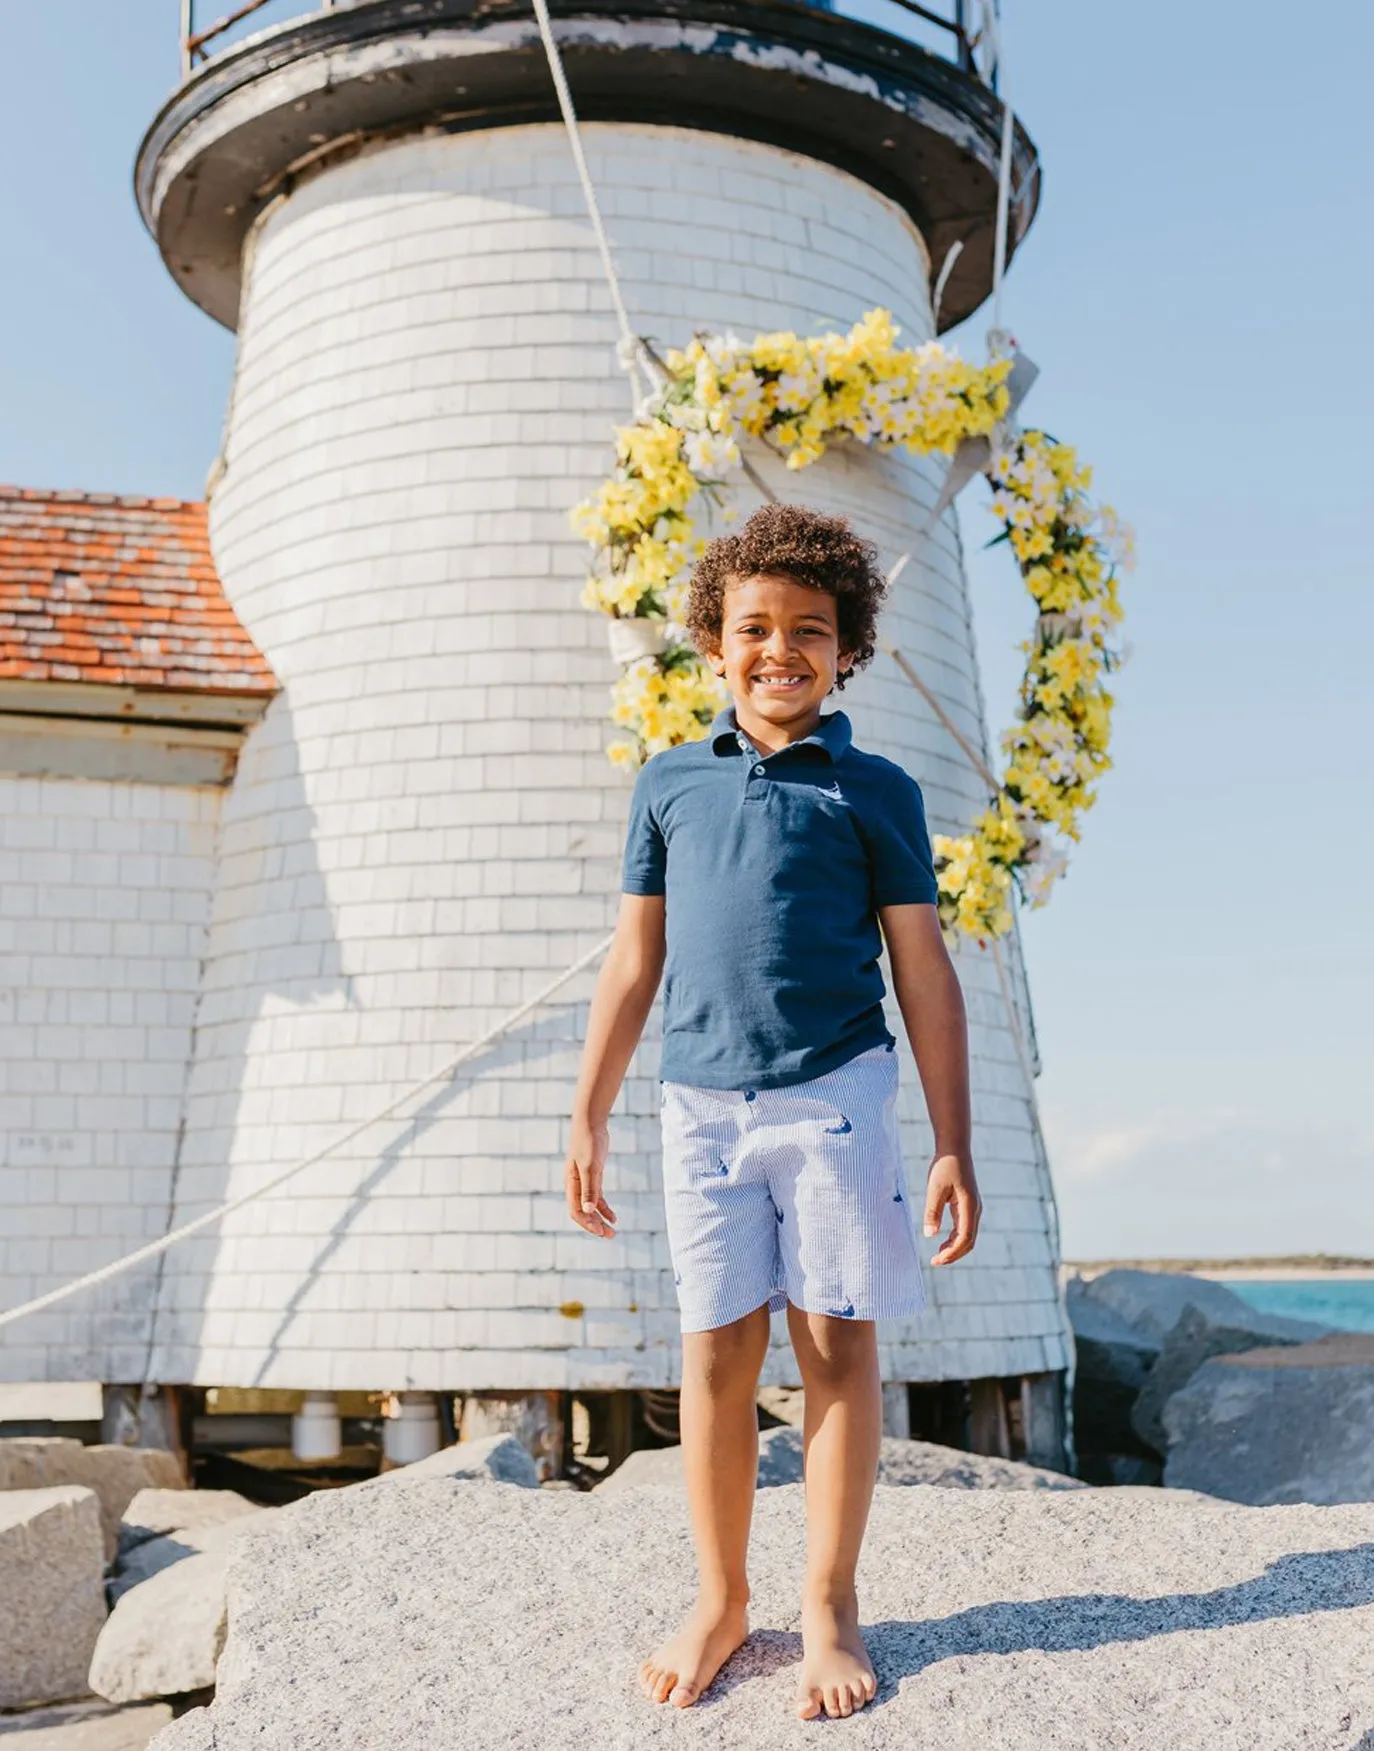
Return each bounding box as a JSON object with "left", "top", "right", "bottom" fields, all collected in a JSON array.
[{"left": 659, "top": 1041, "right": 928, "bottom": 1333}]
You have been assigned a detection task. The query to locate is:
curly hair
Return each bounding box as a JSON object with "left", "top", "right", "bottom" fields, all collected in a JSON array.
[{"left": 685, "top": 503, "right": 887, "bottom": 690}]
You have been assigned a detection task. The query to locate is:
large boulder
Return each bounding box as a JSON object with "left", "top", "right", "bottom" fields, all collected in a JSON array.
[
  {"left": 597, "top": 1426, "right": 1084, "bottom": 1495},
  {"left": 364, "top": 1433, "right": 539, "bottom": 1491},
  {"left": 1064, "top": 1278, "right": 1159, "bottom": 1458},
  {"left": 91, "top": 1442, "right": 532, "bottom": 1699},
  {"left": 0, "top": 1485, "right": 107, "bottom": 1709},
  {"left": 1072, "top": 1269, "right": 1322, "bottom": 1348},
  {"left": 1068, "top": 1270, "right": 1330, "bottom": 1470},
  {"left": 110, "top": 1491, "right": 263, "bottom": 1604},
  {"left": 90, "top": 1514, "right": 274, "bottom": 1704},
  {"left": 0, "top": 1439, "right": 184, "bottom": 1563},
  {"left": 118, "top": 1488, "right": 261, "bottom": 1554},
  {"left": 108, "top": 1507, "right": 274, "bottom": 1608},
  {"left": 1163, "top": 1332, "right": 1374, "bottom": 1505},
  {"left": 148, "top": 1468, "right": 1374, "bottom": 1751},
  {"left": 1131, "top": 1301, "right": 1331, "bottom": 1455}
]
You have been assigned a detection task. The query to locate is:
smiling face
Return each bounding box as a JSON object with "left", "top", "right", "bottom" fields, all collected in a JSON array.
[{"left": 708, "top": 572, "right": 852, "bottom": 747}]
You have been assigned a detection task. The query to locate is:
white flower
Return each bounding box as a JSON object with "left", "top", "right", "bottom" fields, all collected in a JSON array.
[
  {"left": 684, "top": 429, "right": 741, "bottom": 476},
  {"left": 728, "top": 370, "right": 766, "bottom": 422},
  {"left": 1022, "top": 837, "right": 1069, "bottom": 905},
  {"left": 664, "top": 400, "right": 707, "bottom": 432},
  {"left": 1068, "top": 597, "right": 1122, "bottom": 642},
  {"left": 703, "top": 331, "right": 745, "bottom": 368},
  {"left": 775, "top": 369, "right": 817, "bottom": 412},
  {"left": 1098, "top": 507, "right": 1138, "bottom": 572}
]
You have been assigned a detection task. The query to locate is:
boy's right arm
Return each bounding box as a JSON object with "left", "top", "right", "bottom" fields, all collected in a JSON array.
[{"left": 564, "top": 892, "right": 666, "bottom": 1237}]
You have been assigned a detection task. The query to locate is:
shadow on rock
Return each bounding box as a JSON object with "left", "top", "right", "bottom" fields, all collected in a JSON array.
[
  {"left": 701, "top": 1630, "right": 804, "bottom": 1706},
  {"left": 864, "top": 1542, "right": 1374, "bottom": 1686}
]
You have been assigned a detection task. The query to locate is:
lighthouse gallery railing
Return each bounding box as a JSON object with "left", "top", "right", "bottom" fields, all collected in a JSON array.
[{"left": 179, "top": 0, "right": 1001, "bottom": 85}]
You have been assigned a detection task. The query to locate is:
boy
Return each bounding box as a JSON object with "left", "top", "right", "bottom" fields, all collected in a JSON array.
[{"left": 564, "top": 502, "right": 982, "bottom": 1721}]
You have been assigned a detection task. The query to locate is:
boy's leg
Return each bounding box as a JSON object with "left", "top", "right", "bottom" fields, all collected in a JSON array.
[
  {"left": 640, "top": 1300, "right": 772, "bottom": 1708},
  {"left": 787, "top": 1304, "right": 882, "bottom": 1720}
]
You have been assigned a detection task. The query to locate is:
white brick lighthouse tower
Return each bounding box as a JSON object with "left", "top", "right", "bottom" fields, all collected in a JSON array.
[{"left": 122, "top": 0, "right": 1069, "bottom": 1468}]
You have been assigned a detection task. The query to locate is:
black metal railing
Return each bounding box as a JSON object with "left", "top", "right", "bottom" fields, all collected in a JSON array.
[{"left": 180, "top": 0, "right": 999, "bottom": 83}]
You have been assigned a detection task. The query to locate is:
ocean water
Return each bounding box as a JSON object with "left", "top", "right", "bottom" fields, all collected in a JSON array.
[{"left": 1227, "top": 1278, "right": 1374, "bottom": 1333}]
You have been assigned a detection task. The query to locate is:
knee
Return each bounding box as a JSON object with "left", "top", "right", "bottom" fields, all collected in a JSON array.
[{"left": 795, "top": 1318, "right": 876, "bottom": 1392}]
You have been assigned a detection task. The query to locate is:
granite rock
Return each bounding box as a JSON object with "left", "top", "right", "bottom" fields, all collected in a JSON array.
[
  {"left": 117, "top": 1489, "right": 260, "bottom": 1557},
  {"left": 90, "top": 1516, "right": 274, "bottom": 1703},
  {"left": 1072, "top": 1269, "right": 1323, "bottom": 1349},
  {"left": 110, "top": 1492, "right": 263, "bottom": 1605},
  {"left": 107, "top": 1509, "right": 274, "bottom": 1607},
  {"left": 1131, "top": 1301, "right": 1331, "bottom": 1455},
  {"left": 147, "top": 1469, "right": 1374, "bottom": 1751},
  {"left": 364, "top": 1433, "right": 539, "bottom": 1491},
  {"left": 0, "top": 1698, "right": 172, "bottom": 1749},
  {"left": 597, "top": 1426, "right": 1084, "bottom": 1494},
  {"left": 1064, "top": 1278, "right": 1159, "bottom": 1457},
  {"left": 1163, "top": 1331, "right": 1374, "bottom": 1505},
  {"left": 1076, "top": 1452, "right": 1163, "bottom": 1488},
  {"left": 0, "top": 1441, "right": 184, "bottom": 1564},
  {"left": 0, "top": 1486, "right": 107, "bottom": 1709}
]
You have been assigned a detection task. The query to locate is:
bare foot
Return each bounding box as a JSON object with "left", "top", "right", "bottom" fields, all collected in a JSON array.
[
  {"left": 796, "top": 1595, "right": 877, "bottom": 1720},
  {"left": 640, "top": 1596, "right": 750, "bottom": 1708}
]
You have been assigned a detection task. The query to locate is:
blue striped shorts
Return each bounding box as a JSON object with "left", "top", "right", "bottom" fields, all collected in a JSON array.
[{"left": 659, "top": 1042, "right": 928, "bottom": 1333}]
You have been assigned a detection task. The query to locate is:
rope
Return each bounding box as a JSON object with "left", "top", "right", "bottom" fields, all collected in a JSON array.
[
  {"left": 0, "top": 931, "right": 615, "bottom": 1334},
  {"left": 880, "top": 638, "right": 1000, "bottom": 795},
  {"left": 530, "top": 0, "right": 643, "bottom": 403}
]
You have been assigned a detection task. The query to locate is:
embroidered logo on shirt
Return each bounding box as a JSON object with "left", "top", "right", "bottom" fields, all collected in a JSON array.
[
  {"left": 823, "top": 1115, "right": 853, "bottom": 1135},
  {"left": 827, "top": 1300, "right": 856, "bottom": 1319},
  {"left": 817, "top": 782, "right": 844, "bottom": 801},
  {"left": 714, "top": 1157, "right": 730, "bottom": 1175}
]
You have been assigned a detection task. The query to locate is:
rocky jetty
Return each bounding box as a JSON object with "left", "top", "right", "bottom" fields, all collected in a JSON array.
[
  {"left": 598, "top": 1425, "right": 1085, "bottom": 1495},
  {"left": 148, "top": 1462, "right": 1374, "bottom": 1751},
  {"left": 0, "top": 1440, "right": 183, "bottom": 1564},
  {"left": 1163, "top": 1331, "right": 1374, "bottom": 1505},
  {"left": 1066, "top": 1269, "right": 1334, "bottom": 1489}
]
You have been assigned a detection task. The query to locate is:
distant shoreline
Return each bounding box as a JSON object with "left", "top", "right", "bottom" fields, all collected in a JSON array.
[{"left": 1062, "top": 1256, "right": 1374, "bottom": 1281}]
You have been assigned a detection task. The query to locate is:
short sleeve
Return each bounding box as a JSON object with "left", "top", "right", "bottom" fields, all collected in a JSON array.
[
  {"left": 621, "top": 760, "right": 667, "bottom": 895},
  {"left": 867, "top": 768, "right": 939, "bottom": 907}
]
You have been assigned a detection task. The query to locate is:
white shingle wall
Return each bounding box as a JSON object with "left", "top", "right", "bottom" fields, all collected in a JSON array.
[
  {"left": 151, "top": 123, "right": 1069, "bottom": 1392},
  {"left": 0, "top": 776, "right": 220, "bottom": 1382}
]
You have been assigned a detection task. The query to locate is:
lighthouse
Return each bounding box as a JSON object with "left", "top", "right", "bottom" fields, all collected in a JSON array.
[{"left": 55, "top": 0, "right": 1066, "bottom": 1467}]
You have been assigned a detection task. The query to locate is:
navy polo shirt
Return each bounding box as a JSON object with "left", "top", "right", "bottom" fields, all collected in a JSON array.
[{"left": 621, "top": 704, "right": 939, "bottom": 1090}]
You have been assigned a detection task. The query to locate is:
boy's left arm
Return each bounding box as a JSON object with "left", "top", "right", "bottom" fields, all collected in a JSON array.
[{"left": 878, "top": 902, "right": 983, "bottom": 1265}]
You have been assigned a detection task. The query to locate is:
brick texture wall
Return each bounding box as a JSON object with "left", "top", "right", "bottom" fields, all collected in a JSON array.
[
  {"left": 148, "top": 123, "right": 1069, "bottom": 1391},
  {"left": 0, "top": 776, "right": 219, "bottom": 1382}
]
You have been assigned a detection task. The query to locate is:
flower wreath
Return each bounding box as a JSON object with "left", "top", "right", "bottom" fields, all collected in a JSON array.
[{"left": 571, "top": 309, "right": 1133, "bottom": 940}]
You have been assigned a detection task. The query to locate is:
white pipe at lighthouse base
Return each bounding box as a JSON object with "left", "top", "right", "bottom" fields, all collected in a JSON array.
[
  {"left": 382, "top": 1392, "right": 444, "bottom": 1466},
  {"left": 291, "top": 1391, "right": 342, "bottom": 1461}
]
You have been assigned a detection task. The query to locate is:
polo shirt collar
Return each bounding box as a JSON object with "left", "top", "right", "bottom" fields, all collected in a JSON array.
[{"left": 708, "top": 704, "right": 852, "bottom": 762}]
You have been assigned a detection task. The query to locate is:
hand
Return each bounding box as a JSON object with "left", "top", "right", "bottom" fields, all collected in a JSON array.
[
  {"left": 923, "top": 1152, "right": 982, "bottom": 1265},
  {"left": 565, "top": 1118, "right": 617, "bottom": 1238}
]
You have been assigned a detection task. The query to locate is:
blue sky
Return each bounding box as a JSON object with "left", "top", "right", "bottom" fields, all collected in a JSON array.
[{"left": 2, "top": 2, "right": 1370, "bottom": 1258}]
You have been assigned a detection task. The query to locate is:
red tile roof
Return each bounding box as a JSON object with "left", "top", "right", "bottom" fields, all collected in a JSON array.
[{"left": 0, "top": 487, "right": 276, "bottom": 694}]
